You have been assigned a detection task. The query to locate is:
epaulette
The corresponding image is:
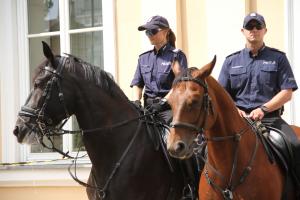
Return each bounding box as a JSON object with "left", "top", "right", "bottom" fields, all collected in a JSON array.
[
  {"left": 139, "top": 49, "right": 153, "bottom": 57},
  {"left": 172, "top": 48, "right": 181, "bottom": 53},
  {"left": 269, "top": 47, "right": 285, "bottom": 54},
  {"left": 226, "top": 50, "right": 241, "bottom": 58}
]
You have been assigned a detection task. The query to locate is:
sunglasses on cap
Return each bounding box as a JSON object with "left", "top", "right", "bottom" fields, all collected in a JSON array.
[
  {"left": 145, "top": 28, "right": 162, "bottom": 37},
  {"left": 244, "top": 23, "right": 265, "bottom": 30}
]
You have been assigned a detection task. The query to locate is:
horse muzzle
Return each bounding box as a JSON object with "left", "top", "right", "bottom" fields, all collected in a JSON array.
[
  {"left": 167, "top": 140, "right": 194, "bottom": 159},
  {"left": 13, "top": 124, "right": 28, "bottom": 143},
  {"left": 13, "top": 118, "right": 40, "bottom": 144}
]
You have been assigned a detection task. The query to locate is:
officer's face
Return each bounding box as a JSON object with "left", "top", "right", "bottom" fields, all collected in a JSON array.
[
  {"left": 147, "top": 28, "right": 168, "bottom": 46},
  {"left": 242, "top": 20, "right": 267, "bottom": 44}
]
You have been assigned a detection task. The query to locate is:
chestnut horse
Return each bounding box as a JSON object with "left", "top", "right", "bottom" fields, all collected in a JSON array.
[
  {"left": 13, "top": 42, "right": 185, "bottom": 200},
  {"left": 166, "top": 56, "right": 300, "bottom": 199}
]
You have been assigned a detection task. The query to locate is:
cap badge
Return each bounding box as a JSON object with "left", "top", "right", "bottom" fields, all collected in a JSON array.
[{"left": 250, "top": 13, "right": 257, "bottom": 17}]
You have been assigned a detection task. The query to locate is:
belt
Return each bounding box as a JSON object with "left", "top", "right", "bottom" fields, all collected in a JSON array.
[
  {"left": 144, "top": 97, "right": 162, "bottom": 107},
  {"left": 265, "top": 110, "right": 281, "bottom": 118}
]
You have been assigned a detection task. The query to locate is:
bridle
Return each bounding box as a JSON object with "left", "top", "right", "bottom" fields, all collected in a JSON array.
[
  {"left": 18, "top": 57, "right": 72, "bottom": 157},
  {"left": 169, "top": 76, "right": 213, "bottom": 134},
  {"left": 168, "top": 76, "right": 260, "bottom": 200}
]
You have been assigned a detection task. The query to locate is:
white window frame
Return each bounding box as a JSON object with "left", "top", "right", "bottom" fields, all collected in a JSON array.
[
  {"left": 0, "top": 0, "right": 116, "bottom": 186},
  {"left": 15, "top": 0, "right": 116, "bottom": 162},
  {"left": 285, "top": 0, "right": 300, "bottom": 126}
]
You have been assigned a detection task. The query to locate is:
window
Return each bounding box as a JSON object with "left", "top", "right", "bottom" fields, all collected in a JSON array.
[{"left": 17, "top": 0, "right": 116, "bottom": 161}]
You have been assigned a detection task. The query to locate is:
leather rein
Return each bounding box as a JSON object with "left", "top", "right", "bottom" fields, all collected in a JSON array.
[{"left": 169, "top": 76, "right": 260, "bottom": 200}]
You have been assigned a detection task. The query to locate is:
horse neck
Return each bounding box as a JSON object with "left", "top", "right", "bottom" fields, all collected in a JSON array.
[
  {"left": 70, "top": 74, "right": 142, "bottom": 170},
  {"left": 70, "top": 75, "right": 138, "bottom": 130},
  {"left": 204, "top": 77, "right": 256, "bottom": 176}
]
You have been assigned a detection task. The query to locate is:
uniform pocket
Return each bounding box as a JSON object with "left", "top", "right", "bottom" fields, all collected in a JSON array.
[
  {"left": 141, "top": 65, "right": 152, "bottom": 84},
  {"left": 229, "top": 67, "right": 247, "bottom": 89},
  {"left": 157, "top": 65, "right": 172, "bottom": 89},
  {"left": 260, "top": 64, "right": 277, "bottom": 84}
]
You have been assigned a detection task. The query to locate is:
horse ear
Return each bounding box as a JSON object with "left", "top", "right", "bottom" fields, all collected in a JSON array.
[
  {"left": 197, "top": 55, "right": 217, "bottom": 78},
  {"left": 42, "top": 41, "right": 55, "bottom": 67}
]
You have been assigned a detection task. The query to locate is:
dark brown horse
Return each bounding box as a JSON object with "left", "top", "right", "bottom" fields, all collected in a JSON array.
[
  {"left": 166, "top": 56, "right": 300, "bottom": 200},
  {"left": 13, "top": 42, "right": 185, "bottom": 200}
]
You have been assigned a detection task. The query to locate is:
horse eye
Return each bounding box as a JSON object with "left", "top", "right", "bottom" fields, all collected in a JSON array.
[{"left": 189, "top": 99, "right": 201, "bottom": 108}]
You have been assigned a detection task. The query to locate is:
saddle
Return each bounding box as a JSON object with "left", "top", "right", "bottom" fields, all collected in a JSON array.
[{"left": 248, "top": 119, "right": 300, "bottom": 191}]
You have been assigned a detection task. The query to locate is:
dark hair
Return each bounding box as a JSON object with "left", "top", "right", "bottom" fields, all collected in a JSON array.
[{"left": 167, "top": 29, "right": 176, "bottom": 48}]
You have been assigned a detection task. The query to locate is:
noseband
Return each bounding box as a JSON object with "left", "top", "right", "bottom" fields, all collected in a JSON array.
[{"left": 169, "top": 77, "right": 213, "bottom": 134}]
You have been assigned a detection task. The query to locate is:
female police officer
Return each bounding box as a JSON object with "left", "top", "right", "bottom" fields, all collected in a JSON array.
[
  {"left": 130, "top": 15, "right": 188, "bottom": 123},
  {"left": 130, "top": 16, "right": 199, "bottom": 199}
]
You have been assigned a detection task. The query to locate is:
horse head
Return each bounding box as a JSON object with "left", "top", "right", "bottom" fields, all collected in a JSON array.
[
  {"left": 167, "top": 56, "right": 217, "bottom": 159},
  {"left": 13, "top": 42, "right": 75, "bottom": 144}
]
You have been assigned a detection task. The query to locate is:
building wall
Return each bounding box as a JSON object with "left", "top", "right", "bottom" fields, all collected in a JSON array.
[
  {"left": 0, "top": 187, "right": 88, "bottom": 200},
  {"left": 1, "top": 0, "right": 299, "bottom": 199}
]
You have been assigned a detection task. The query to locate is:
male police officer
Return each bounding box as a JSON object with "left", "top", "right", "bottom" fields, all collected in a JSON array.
[{"left": 218, "top": 12, "right": 300, "bottom": 181}]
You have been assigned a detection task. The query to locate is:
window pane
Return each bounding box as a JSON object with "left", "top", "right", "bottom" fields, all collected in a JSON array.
[
  {"left": 31, "top": 136, "right": 63, "bottom": 153},
  {"left": 69, "top": 0, "right": 102, "bottom": 29},
  {"left": 28, "top": 0, "right": 60, "bottom": 34},
  {"left": 29, "top": 36, "right": 60, "bottom": 87},
  {"left": 72, "top": 116, "right": 86, "bottom": 151},
  {"left": 29, "top": 36, "right": 61, "bottom": 153},
  {"left": 70, "top": 31, "right": 103, "bottom": 68}
]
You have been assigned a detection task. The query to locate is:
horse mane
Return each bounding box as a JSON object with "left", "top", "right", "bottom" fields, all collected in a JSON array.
[{"left": 33, "top": 55, "right": 129, "bottom": 100}]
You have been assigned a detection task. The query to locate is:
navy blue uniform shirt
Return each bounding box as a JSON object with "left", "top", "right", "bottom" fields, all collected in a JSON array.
[
  {"left": 130, "top": 43, "right": 188, "bottom": 98},
  {"left": 218, "top": 46, "right": 298, "bottom": 110}
]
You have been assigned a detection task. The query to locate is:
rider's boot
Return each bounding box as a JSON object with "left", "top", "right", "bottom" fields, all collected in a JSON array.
[{"left": 180, "top": 155, "right": 201, "bottom": 200}]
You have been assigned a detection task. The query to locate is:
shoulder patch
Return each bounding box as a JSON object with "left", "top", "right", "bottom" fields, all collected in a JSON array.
[
  {"left": 139, "top": 49, "right": 153, "bottom": 57},
  {"left": 269, "top": 47, "right": 285, "bottom": 54},
  {"left": 226, "top": 50, "right": 241, "bottom": 58}
]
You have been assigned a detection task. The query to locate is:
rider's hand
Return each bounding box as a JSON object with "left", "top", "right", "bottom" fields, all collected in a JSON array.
[
  {"left": 237, "top": 108, "right": 247, "bottom": 118},
  {"left": 132, "top": 100, "right": 142, "bottom": 109},
  {"left": 248, "top": 108, "right": 265, "bottom": 121},
  {"left": 149, "top": 98, "right": 169, "bottom": 113}
]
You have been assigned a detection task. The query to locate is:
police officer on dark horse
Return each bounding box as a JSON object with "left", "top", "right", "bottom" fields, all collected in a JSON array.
[{"left": 130, "top": 15, "right": 199, "bottom": 199}]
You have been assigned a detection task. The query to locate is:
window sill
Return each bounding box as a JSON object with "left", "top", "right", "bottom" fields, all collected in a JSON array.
[{"left": 0, "top": 163, "right": 92, "bottom": 187}]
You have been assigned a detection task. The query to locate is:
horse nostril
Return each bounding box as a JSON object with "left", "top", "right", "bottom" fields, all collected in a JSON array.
[
  {"left": 13, "top": 126, "right": 19, "bottom": 136},
  {"left": 174, "top": 141, "right": 186, "bottom": 153}
]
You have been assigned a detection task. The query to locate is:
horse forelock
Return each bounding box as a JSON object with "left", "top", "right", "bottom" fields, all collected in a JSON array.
[
  {"left": 173, "top": 67, "right": 198, "bottom": 86},
  {"left": 31, "top": 58, "right": 49, "bottom": 84}
]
